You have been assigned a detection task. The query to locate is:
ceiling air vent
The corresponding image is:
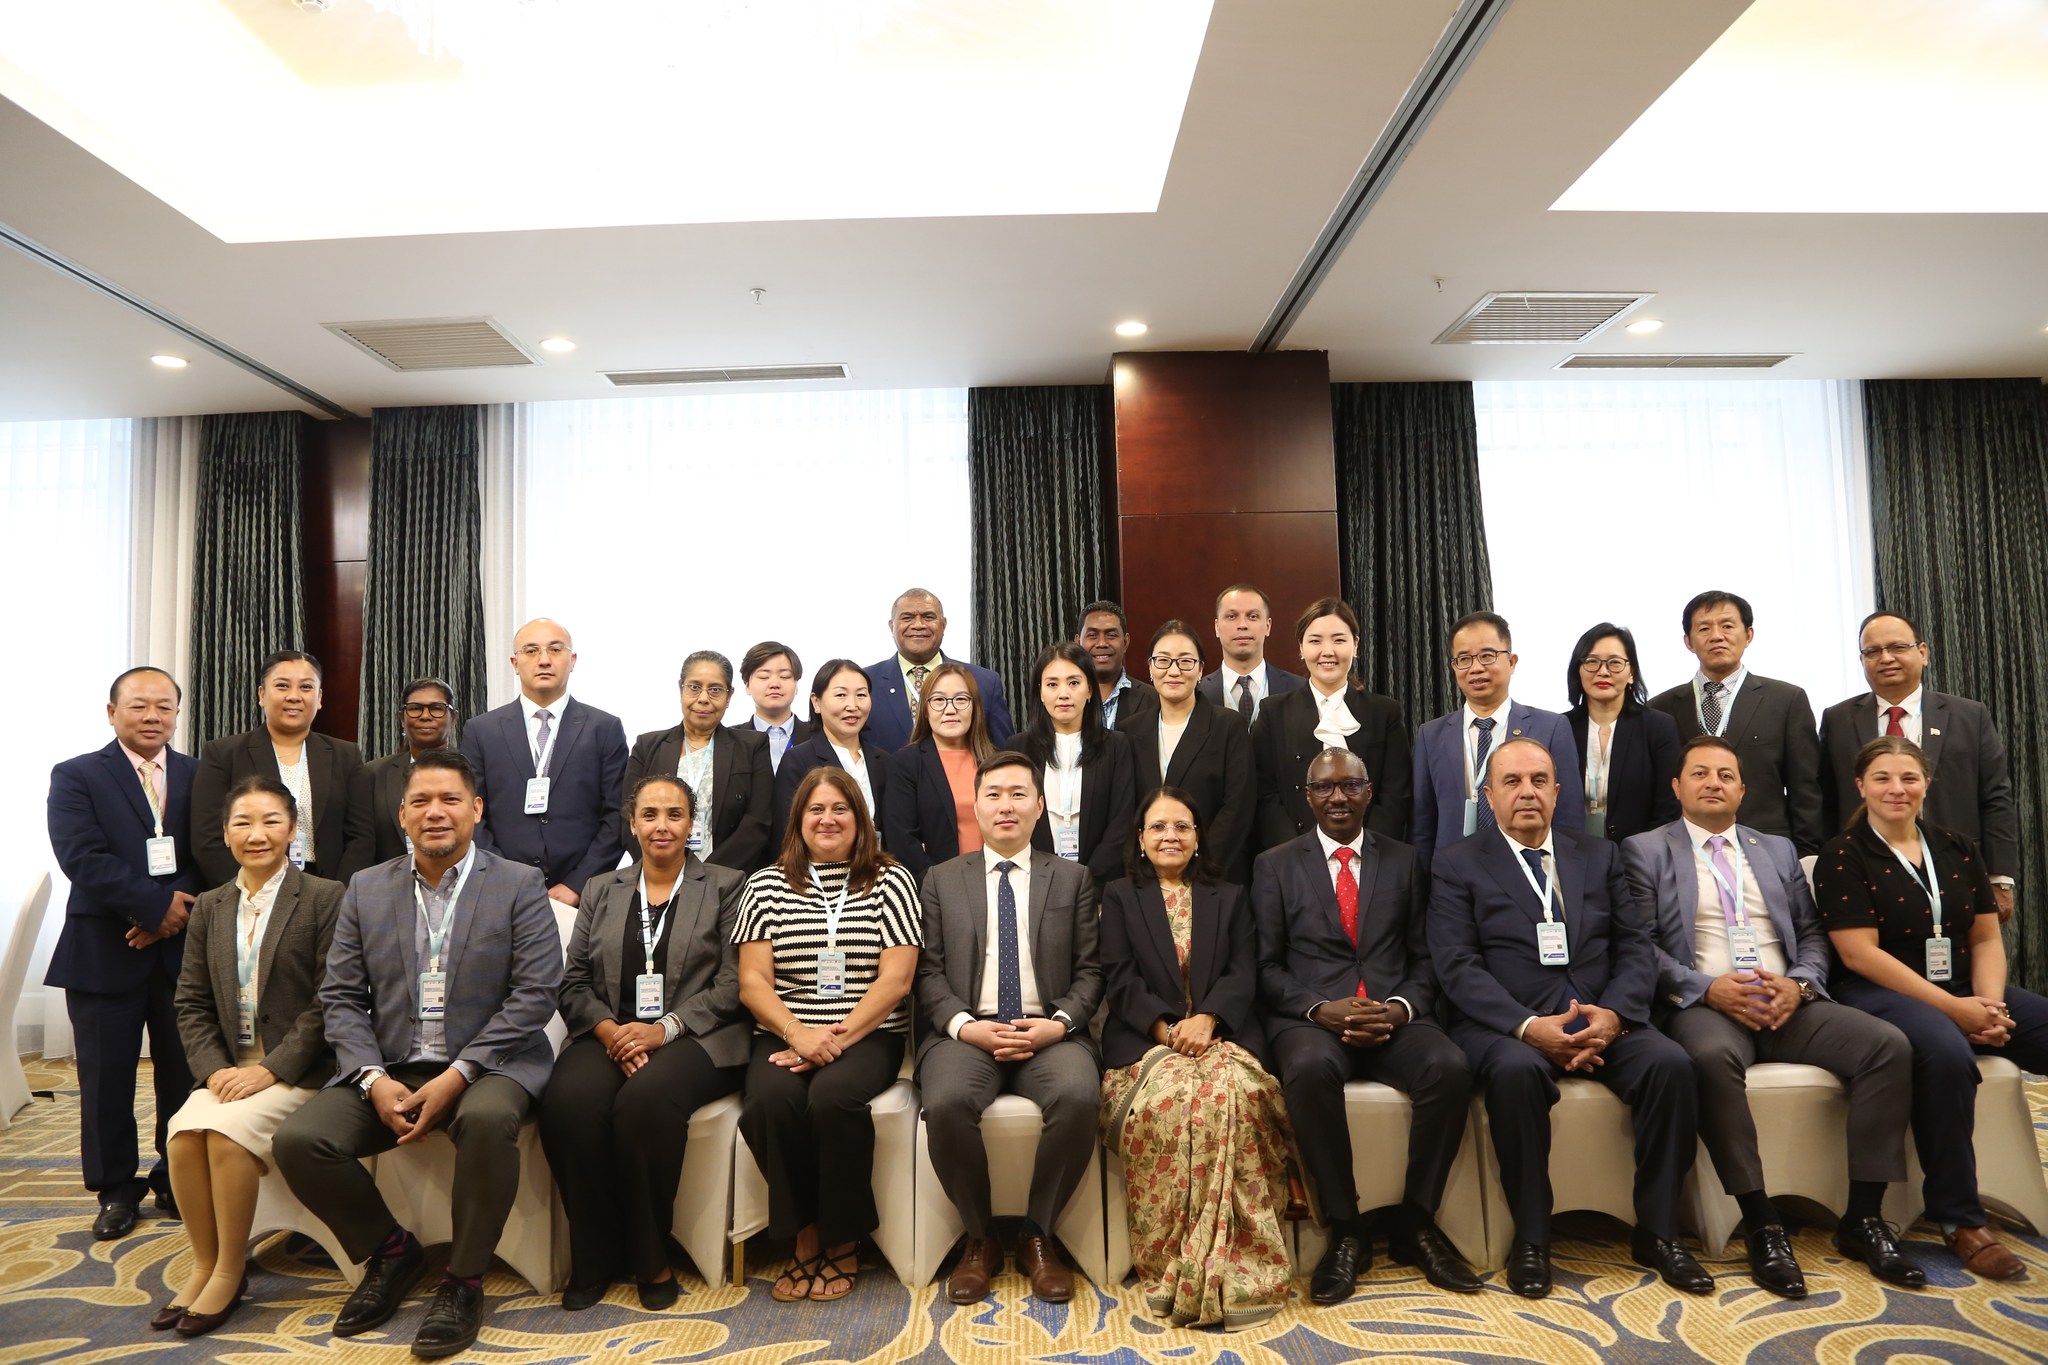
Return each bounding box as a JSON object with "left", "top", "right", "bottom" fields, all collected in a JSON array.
[
  {"left": 324, "top": 317, "right": 538, "bottom": 371},
  {"left": 1557, "top": 353, "right": 1794, "bottom": 370},
  {"left": 1435, "top": 291, "right": 1654, "bottom": 344},
  {"left": 603, "top": 364, "right": 849, "bottom": 387}
]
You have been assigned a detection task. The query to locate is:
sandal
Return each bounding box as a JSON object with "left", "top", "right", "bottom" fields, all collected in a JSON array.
[
  {"left": 809, "top": 1246, "right": 859, "bottom": 1301},
  {"left": 772, "top": 1253, "right": 825, "bottom": 1302}
]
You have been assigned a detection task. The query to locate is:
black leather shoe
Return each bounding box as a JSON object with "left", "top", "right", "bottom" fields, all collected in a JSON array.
[
  {"left": 1506, "top": 1240, "right": 1551, "bottom": 1298},
  {"left": 92, "top": 1201, "right": 139, "bottom": 1241},
  {"left": 560, "top": 1281, "right": 607, "bottom": 1311},
  {"left": 1309, "top": 1229, "right": 1367, "bottom": 1304},
  {"left": 637, "top": 1277, "right": 679, "bottom": 1310},
  {"left": 153, "top": 1188, "right": 179, "bottom": 1221},
  {"left": 411, "top": 1278, "right": 483, "bottom": 1359},
  {"left": 1835, "top": 1216, "right": 1928, "bottom": 1289},
  {"left": 334, "top": 1238, "right": 427, "bottom": 1337},
  {"left": 1745, "top": 1224, "right": 1807, "bottom": 1299},
  {"left": 1632, "top": 1231, "right": 1715, "bottom": 1295},
  {"left": 1389, "top": 1219, "right": 1482, "bottom": 1294}
]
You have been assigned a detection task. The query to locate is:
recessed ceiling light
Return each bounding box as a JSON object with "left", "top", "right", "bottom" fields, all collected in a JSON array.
[
  {"left": 1115, "top": 320, "right": 1148, "bottom": 337},
  {"left": 540, "top": 337, "right": 577, "bottom": 353},
  {"left": 150, "top": 354, "right": 188, "bottom": 368},
  {"left": 1625, "top": 318, "right": 1664, "bottom": 334}
]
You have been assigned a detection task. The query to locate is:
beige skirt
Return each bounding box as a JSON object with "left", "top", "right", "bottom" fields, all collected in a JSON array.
[{"left": 165, "top": 1078, "right": 316, "bottom": 1171}]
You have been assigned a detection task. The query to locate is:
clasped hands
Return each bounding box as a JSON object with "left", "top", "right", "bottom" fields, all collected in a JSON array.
[
  {"left": 772, "top": 1021, "right": 851, "bottom": 1073},
  {"left": 127, "top": 890, "right": 197, "bottom": 949},
  {"left": 1947, "top": 994, "right": 2013, "bottom": 1047},
  {"left": 959, "top": 1016, "right": 1068, "bottom": 1062},
  {"left": 595, "top": 1019, "right": 668, "bottom": 1077},
  {"left": 1705, "top": 968, "right": 1802, "bottom": 1032},
  {"left": 368, "top": 1068, "right": 468, "bottom": 1144},
  {"left": 1312, "top": 996, "right": 1409, "bottom": 1048},
  {"left": 1523, "top": 999, "right": 1623, "bottom": 1071}
]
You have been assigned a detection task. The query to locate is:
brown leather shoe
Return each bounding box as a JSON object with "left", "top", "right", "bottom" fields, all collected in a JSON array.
[
  {"left": 1947, "top": 1225, "right": 2025, "bottom": 1281},
  {"left": 947, "top": 1236, "right": 1002, "bottom": 1304},
  {"left": 1016, "top": 1231, "right": 1073, "bottom": 1302}
]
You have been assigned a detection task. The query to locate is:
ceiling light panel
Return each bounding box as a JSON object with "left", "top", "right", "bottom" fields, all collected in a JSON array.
[
  {"left": 603, "top": 364, "right": 850, "bottom": 386},
  {"left": 1435, "top": 292, "right": 1654, "bottom": 345},
  {"left": 1557, "top": 353, "right": 1794, "bottom": 370}
]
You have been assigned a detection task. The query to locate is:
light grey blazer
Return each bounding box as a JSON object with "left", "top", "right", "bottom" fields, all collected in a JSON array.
[
  {"left": 174, "top": 865, "right": 344, "bottom": 1088},
  {"left": 559, "top": 858, "right": 750, "bottom": 1068},
  {"left": 318, "top": 845, "right": 563, "bottom": 1098}
]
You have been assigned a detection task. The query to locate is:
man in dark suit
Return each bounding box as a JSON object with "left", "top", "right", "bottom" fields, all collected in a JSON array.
[
  {"left": 1819, "top": 610, "right": 2018, "bottom": 920},
  {"left": 734, "top": 641, "right": 816, "bottom": 774},
  {"left": 45, "top": 667, "right": 199, "bottom": 1240},
  {"left": 1253, "top": 749, "right": 1478, "bottom": 1302},
  {"left": 865, "top": 588, "right": 1013, "bottom": 751},
  {"left": 1077, "top": 600, "right": 1158, "bottom": 732},
  {"left": 1647, "top": 590, "right": 1823, "bottom": 855},
  {"left": 460, "top": 618, "right": 628, "bottom": 907},
  {"left": 272, "top": 750, "right": 561, "bottom": 1359},
  {"left": 190, "top": 650, "right": 363, "bottom": 886},
  {"left": 916, "top": 751, "right": 1100, "bottom": 1305},
  {"left": 1413, "top": 612, "right": 1584, "bottom": 866},
  {"left": 1196, "top": 583, "right": 1306, "bottom": 724},
  {"left": 1427, "top": 736, "right": 1709, "bottom": 1299},
  {"left": 338, "top": 677, "right": 458, "bottom": 881},
  {"left": 1623, "top": 735, "right": 1920, "bottom": 1297}
]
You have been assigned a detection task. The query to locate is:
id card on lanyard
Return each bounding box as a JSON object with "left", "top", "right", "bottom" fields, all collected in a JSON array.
[
  {"left": 1697, "top": 844, "right": 1761, "bottom": 971},
  {"left": 235, "top": 895, "right": 264, "bottom": 1047},
  {"left": 1890, "top": 833, "right": 1950, "bottom": 983},
  {"left": 1048, "top": 754, "right": 1082, "bottom": 861},
  {"left": 414, "top": 857, "right": 474, "bottom": 1020},
  {"left": 140, "top": 767, "right": 178, "bottom": 875},
  {"left": 1513, "top": 846, "right": 1570, "bottom": 966},
  {"left": 634, "top": 872, "right": 672, "bottom": 1020},
  {"left": 526, "top": 717, "right": 557, "bottom": 815},
  {"left": 810, "top": 867, "right": 849, "bottom": 995}
]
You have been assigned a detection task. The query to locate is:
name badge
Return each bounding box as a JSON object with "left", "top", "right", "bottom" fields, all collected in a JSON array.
[
  {"left": 686, "top": 826, "right": 705, "bottom": 854},
  {"left": 236, "top": 997, "right": 256, "bottom": 1047},
  {"left": 418, "top": 969, "right": 448, "bottom": 1019},
  {"left": 1728, "top": 925, "right": 1761, "bottom": 972},
  {"left": 635, "top": 973, "right": 665, "bottom": 1020},
  {"left": 1053, "top": 822, "right": 1081, "bottom": 861},
  {"left": 1925, "top": 935, "right": 1953, "bottom": 983},
  {"left": 1536, "top": 920, "right": 1570, "bottom": 967},
  {"left": 145, "top": 835, "right": 178, "bottom": 877},
  {"left": 816, "top": 950, "right": 847, "bottom": 995},
  {"left": 524, "top": 777, "right": 551, "bottom": 815},
  {"left": 1462, "top": 798, "right": 1480, "bottom": 837}
]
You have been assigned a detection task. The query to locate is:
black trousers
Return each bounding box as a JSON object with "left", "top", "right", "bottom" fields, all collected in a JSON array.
[
  {"left": 738, "top": 1030, "right": 904, "bottom": 1245},
  {"left": 538, "top": 1035, "right": 743, "bottom": 1286},
  {"left": 68, "top": 974, "right": 191, "bottom": 1205},
  {"left": 1268, "top": 1020, "right": 1472, "bottom": 1227}
]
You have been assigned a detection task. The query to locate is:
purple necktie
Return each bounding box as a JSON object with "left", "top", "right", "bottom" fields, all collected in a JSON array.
[{"left": 1707, "top": 834, "right": 1740, "bottom": 925}]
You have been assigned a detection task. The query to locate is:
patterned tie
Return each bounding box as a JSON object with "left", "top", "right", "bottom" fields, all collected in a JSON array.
[
  {"left": 1706, "top": 835, "right": 1740, "bottom": 925},
  {"left": 1885, "top": 705, "right": 1906, "bottom": 738},
  {"left": 1333, "top": 847, "right": 1366, "bottom": 997},
  {"left": 532, "top": 708, "right": 554, "bottom": 775},
  {"left": 994, "top": 860, "right": 1023, "bottom": 1022},
  {"left": 1701, "top": 681, "right": 1726, "bottom": 735},
  {"left": 1472, "top": 717, "right": 1498, "bottom": 830},
  {"left": 1234, "top": 674, "right": 1255, "bottom": 721},
  {"left": 908, "top": 665, "right": 930, "bottom": 708},
  {"left": 1521, "top": 847, "right": 1552, "bottom": 914},
  {"left": 136, "top": 759, "right": 163, "bottom": 828}
]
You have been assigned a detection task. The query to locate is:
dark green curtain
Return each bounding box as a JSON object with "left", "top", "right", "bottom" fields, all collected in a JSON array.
[
  {"left": 1332, "top": 382, "right": 1492, "bottom": 721},
  {"left": 968, "top": 386, "right": 1114, "bottom": 694},
  {"left": 1865, "top": 378, "right": 2048, "bottom": 991},
  {"left": 358, "top": 406, "right": 487, "bottom": 757},
  {"left": 188, "top": 412, "right": 311, "bottom": 746}
]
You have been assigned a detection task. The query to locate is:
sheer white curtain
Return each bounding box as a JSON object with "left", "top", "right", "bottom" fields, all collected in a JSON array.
[
  {"left": 480, "top": 389, "right": 971, "bottom": 739},
  {"left": 130, "top": 416, "right": 201, "bottom": 752},
  {"left": 1473, "top": 379, "right": 1874, "bottom": 714}
]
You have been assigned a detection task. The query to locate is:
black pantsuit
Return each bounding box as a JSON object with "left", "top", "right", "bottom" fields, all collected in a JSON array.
[{"left": 738, "top": 1030, "right": 904, "bottom": 1244}]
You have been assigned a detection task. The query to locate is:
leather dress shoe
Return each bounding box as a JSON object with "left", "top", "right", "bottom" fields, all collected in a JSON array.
[
  {"left": 334, "top": 1238, "right": 427, "bottom": 1337},
  {"left": 1745, "top": 1224, "right": 1807, "bottom": 1299},
  {"left": 637, "top": 1277, "right": 679, "bottom": 1310},
  {"left": 1944, "top": 1224, "right": 2024, "bottom": 1282},
  {"left": 1390, "top": 1220, "right": 1481, "bottom": 1294},
  {"left": 1016, "top": 1231, "right": 1074, "bottom": 1303},
  {"left": 560, "top": 1281, "right": 608, "bottom": 1311},
  {"left": 1632, "top": 1232, "right": 1715, "bottom": 1295},
  {"left": 175, "top": 1273, "right": 250, "bottom": 1338},
  {"left": 947, "top": 1236, "right": 1001, "bottom": 1304},
  {"left": 148, "top": 1301, "right": 190, "bottom": 1331},
  {"left": 153, "top": 1188, "right": 179, "bottom": 1221},
  {"left": 411, "top": 1278, "right": 483, "bottom": 1359},
  {"left": 92, "top": 1201, "right": 139, "bottom": 1241},
  {"left": 1505, "top": 1240, "right": 1552, "bottom": 1298},
  {"left": 1835, "top": 1216, "right": 1926, "bottom": 1288},
  {"left": 1309, "top": 1229, "right": 1367, "bottom": 1304}
]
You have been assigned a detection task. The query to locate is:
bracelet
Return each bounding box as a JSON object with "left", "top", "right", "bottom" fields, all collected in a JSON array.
[{"left": 781, "top": 1018, "right": 801, "bottom": 1043}]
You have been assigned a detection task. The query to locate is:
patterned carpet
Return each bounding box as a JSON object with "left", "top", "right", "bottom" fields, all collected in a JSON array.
[{"left": 3, "top": 1058, "right": 2047, "bottom": 1364}]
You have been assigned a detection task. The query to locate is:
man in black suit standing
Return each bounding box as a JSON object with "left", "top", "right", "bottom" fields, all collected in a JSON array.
[
  {"left": 1819, "top": 610, "right": 2018, "bottom": 921},
  {"left": 460, "top": 618, "right": 628, "bottom": 907},
  {"left": 1076, "top": 601, "right": 1157, "bottom": 732},
  {"left": 1253, "top": 748, "right": 1478, "bottom": 1302},
  {"left": 1428, "top": 736, "right": 1709, "bottom": 1299},
  {"left": 338, "top": 677, "right": 459, "bottom": 881},
  {"left": 1196, "top": 584, "right": 1305, "bottom": 724},
  {"left": 1647, "top": 591, "right": 1823, "bottom": 854},
  {"left": 45, "top": 667, "right": 199, "bottom": 1239}
]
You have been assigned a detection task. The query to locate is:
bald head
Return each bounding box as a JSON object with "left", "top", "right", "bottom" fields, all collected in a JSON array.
[
  {"left": 511, "top": 617, "right": 576, "bottom": 704},
  {"left": 1482, "top": 737, "right": 1557, "bottom": 847}
]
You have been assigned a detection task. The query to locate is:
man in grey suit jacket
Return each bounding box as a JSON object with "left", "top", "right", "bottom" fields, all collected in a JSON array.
[
  {"left": 273, "top": 751, "right": 561, "bottom": 1360},
  {"left": 1622, "top": 734, "right": 1919, "bottom": 1297},
  {"left": 916, "top": 751, "right": 1101, "bottom": 1306}
]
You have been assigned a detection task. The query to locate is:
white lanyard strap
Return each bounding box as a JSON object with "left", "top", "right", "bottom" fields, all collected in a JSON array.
[
  {"left": 809, "top": 865, "right": 850, "bottom": 950},
  {"left": 1888, "top": 831, "right": 1943, "bottom": 934},
  {"left": 1511, "top": 844, "right": 1560, "bottom": 922},
  {"left": 235, "top": 884, "right": 270, "bottom": 999},
  {"left": 636, "top": 871, "right": 676, "bottom": 975},
  {"left": 138, "top": 761, "right": 166, "bottom": 837},
  {"left": 412, "top": 858, "right": 473, "bottom": 973},
  {"left": 1695, "top": 840, "right": 1748, "bottom": 927}
]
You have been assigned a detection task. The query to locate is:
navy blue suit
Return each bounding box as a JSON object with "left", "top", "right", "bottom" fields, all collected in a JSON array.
[
  {"left": 461, "top": 697, "right": 628, "bottom": 893},
  {"left": 44, "top": 741, "right": 200, "bottom": 1204},
  {"left": 1412, "top": 702, "right": 1585, "bottom": 865},
  {"left": 862, "top": 656, "right": 1012, "bottom": 753}
]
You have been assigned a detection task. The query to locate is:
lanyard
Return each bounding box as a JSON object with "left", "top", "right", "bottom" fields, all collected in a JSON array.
[
  {"left": 1048, "top": 737, "right": 1082, "bottom": 820},
  {"left": 1695, "top": 676, "right": 1737, "bottom": 737},
  {"left": 809, "top": 865, "right": 850, "bottom": 951},
  {"left": 1886, "top": 831, "right": 1943, "bottom": 935},
  {"left": 412, "top": 856, "right": 474, "bottom": 973},
  {"left": 1695, "top": 839, "right": 1747, "bottom": 927},
  {"left": 1463, "top": 706, "right": 1505, "bottom": 799},
  {"left": 636, "top": 871, "right": 676, "bottom": 975},
  {"left": 678, "top": 735, "right": 714, "bottom": 787},
  {"left": 138, "top": 763, "right": 166, "bottom": 837},
  {"left": 235, "top": 875, "right": 278, "bottom": 1001},
  {"left": 1511, "top": 843, "right": 1560, "bottom": 922}
]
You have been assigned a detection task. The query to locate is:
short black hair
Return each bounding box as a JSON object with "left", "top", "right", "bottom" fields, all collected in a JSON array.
[
  {"left": 1449, "top": 611, "right": 1511, "bottom": 651},
  {"left": 222, "top": 774, "right": 296, "bottom": 826},
  {"left": 1682, "top": 590, "right": 1753, "bottom": 634},
  {"left": 400, "top": 676, "right": 454, "bottom": 706},
  {"left": 740, "top": 641, "right": 803, "bottom": 684},
  {"left": 624, "top": 772, "right": 697, "bottom": 823},
  {"left": 1214, "top": 583, "right": 1273, "bottom": 615},
  {"left": 975, "top": 748, "right": 1041, "bottom": 794},
  {"left": 1859, "top": 609, "right": 1923, "bottom": 642},
  {"left": 1678, "top": 733, "right": 1743, "bottom": 774},
  {"left": 1077, "top": 600, "right": 1128, "bottom": 635},
  {"left": 1148, "top": 619, "right": 1204, "bottom": 660},
  {"left": 109, "top": 666, "right": 181, "bottom": 705},
  {"left": 259, "top": 650, "right": 322, "bottom": 685},
  {"left": 1564, "top": 622, "right": 1648, "bottom": 710},
  {"left": 406, "top": 749, "right": 477, "bottom": 794}
]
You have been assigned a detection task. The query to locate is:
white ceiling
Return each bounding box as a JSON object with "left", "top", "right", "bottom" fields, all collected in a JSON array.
[{"left": 1, "top": 0, "right": 2043, "bottom": 422}]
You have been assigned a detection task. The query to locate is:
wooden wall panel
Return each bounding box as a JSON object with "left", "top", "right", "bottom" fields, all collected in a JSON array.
[{"left": 303, "top": 416, "right": 370, "bottom": 743}]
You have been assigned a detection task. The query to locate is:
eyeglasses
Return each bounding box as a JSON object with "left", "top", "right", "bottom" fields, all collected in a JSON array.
[
  {"left": 1858, "top": 642, "right": 1923, "bottom": 660},
  {"left": 1143, "top": 820, "right": 1195, "bottom": 836},
  {"left": 1449, "top": 650, "right": 1505, "bottom": 672},
  {"left": 927, "top": 694, "right": 972, "bottom": 713},
  {"left": 516, "top": 642, "right": 569, "bottom": 658},
  {"left": 681, "top": 682, "right": 731, "bottom": 700},
  {"left": 1149, "top": 655, "right": 1202, "bottom": 673},
  {"left": 402, "top": 702, "right": 452, "bottom": 717},
  {"left": 1304, "top": 778, "right": 1370, "bottom": 798},
  {"left": 1579, "top": 656, "right": 1631, "bottom": 675}
]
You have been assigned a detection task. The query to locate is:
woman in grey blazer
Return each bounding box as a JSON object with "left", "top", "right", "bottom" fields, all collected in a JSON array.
[
  {"left": 539, "top": 773, "right": 749, "bottom": 1311},
  {"left": 159, "top": 776, "right": 342, "bottom": 1338}
]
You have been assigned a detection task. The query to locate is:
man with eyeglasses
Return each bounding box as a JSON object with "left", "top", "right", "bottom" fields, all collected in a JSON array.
[
  {"left": 338, "top": 677, "right": 460, "bottom": 881},
  {"left": 864, "top": 588, "right": 1014, "bottom": 752},
  {"left": 1253, "top": 748, "right": 1479, "bottom": 1302},
  {"left": 1075, "top": 600, "right": 1158, "bottom": 732},
  {"left": 1412, "top": 611, "right": 1584, "bottom": 868},
  {"left": 1818, "top": 610, "right": 2017, "bottom": 920},
  {"left": 460, "top": 618, "right": 628, "bottom": 908}
]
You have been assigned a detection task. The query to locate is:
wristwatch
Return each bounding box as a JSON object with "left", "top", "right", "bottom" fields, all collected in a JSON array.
[
  {"left": 356, "top": 1067, "right": 386, "bottom": 1099},
  {"left": 1795, "top": 978, "right": 1817, "bottom": 1004}
]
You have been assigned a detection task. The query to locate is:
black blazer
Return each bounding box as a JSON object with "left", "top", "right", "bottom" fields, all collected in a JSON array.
[
  {"left": 1818, "top": 691, "right": 2018, "bottom": 877},
  {"left": 1123, "top": 701, "right": 1257, "bottom": 885},
  {"left": 462, "top": 697, "right": 630, "bottom": 891},
  {"left": 173, "top": 865, "right": 344, "bottom": 1088},
  {"left": 728, "top": 715, "right": 818, "bottom": 767},
  {"left": 1027, "top": 729, "right": 1141, "bottom": 886},
  {"left": 773, "top": 733, "right": 892, "bottom": 851},
  {"left": 1100, "top": 877, "right": 1267, "bottom": 1069},
  {"left": 1251, "top": 684, "right": 1412, "bottom": 850},
  {"left": 337, "top": 750, "right": 414, "bottom": 881},
  {"left": 1566, "top": 706, "right": 1682, "bottom": 844},
  {"left": 882, "top": 738, "right": 968, "bottom": 879},
  {"left": 624, "top": 725, "right": 775, "bottom": 874},
  {"left": 1195, "top": 664, "right": 1307, "bottom": 721},
  {"left": 1107, "top": 679, "right": 1161, "bottom": 733},
  {"left": 1648, "top": 674, "right": 1823, "bottom": 855},
  {"left": 1252, "top": 829, "right": 1437, "bottom": 1036},
  {"left": 192, "top": 727, "right": 363, "bottom": 887}
]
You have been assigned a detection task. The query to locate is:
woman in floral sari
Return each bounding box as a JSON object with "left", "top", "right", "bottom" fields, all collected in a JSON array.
[{"left": 1100, "top": 787, "right": 1294, "bottom": 1329}]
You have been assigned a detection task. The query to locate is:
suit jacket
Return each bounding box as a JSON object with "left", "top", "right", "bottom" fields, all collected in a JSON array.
[
  {"left": 1123, "top": 701, "right": 1256, "bottom": 884},
  {"left": 1620, "top": 819, "right": 1832, "bottom": 1011},
  {"left": 624, "top": 725, "right": 775, "bottom": 873},
  {"left": 773, "top": 733, "right": 892, "bottom": 854},
  {"left": 1411, "top": 702, "right": 1585, "bottom": 864},
  {"left": 1027, "top": 729, "right": 1141, "bottom": 886},
  {"left": 1648, "top": 675, "right": 1823, "bottom": 855},
  {"left": 1252, "top": 684, "right": 1412, "bottom": 850},
  {"left": 318, "top": 845, "right": 563, "bottom": 1097},
  {"left": 44, "top": 741, "right": 201, "bottom": 993},
  {"left": 1195, "top": 663, "right": 1307, "bottom": 723},
  {"left": 1426, "top": 826, "right": 1657, "bottom": 1037},
  {"left": 1100, "top": 877, "right": 1267, "bottom": 1068},
  {"left": 173, "top": 866, "right": 343, "bottom": 1087},
  {"left": 1818, "top": 690, "right": 2017, "bottom": 877},
  {"left": 1105, "top": 679, "right": 1160, "bottom": 733},
  {"left": 913, "top": 848, "right": 1101, "bottom": 1065},
  {"left": 1566, "top": 706, "right": 1682, "bottom": 844},
  {"left": 191, "top": 727, "right": 363, "bottom": 887},
  {"left": 1252, "top": 830, "right": 1437, "bottom": 1036},
  {"left": 883, "top": 739, "right": 971, "bottom": 880},
  {"left": 337, "top": 750, "right": 415, "bottom": 882},
  {"left": 559, "top": 858, "right": 750, "bottom": 1068},
  {"left": 462, "top": 697, "right": 629, "bottom": 891},
  {"left": 863, "top": 655, "right": 1014, "bottom": 753}
]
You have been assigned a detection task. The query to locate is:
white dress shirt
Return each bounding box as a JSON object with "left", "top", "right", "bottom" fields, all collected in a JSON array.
[
  {"left": 1682, "top": 819, "right": 1788, "bottom": 977},
  {"left": 1872, "top": 686, "right": 1924, "bottom": 744},
  {"left": 1463, "top": 698, "right": 1513, "bottom": 796},
  {"left": 944, "top": 848, "right": 1066, "bottom": 1038},
  {"left": 518, "top": 690, "right": 571, "bottom": 772},
  {"left": 1501, "top": 827, "right": 1557, "bottom": 1040},
  {"left": 1690, "top": 668, "right": 1749, "bottom": 736},
  {"left": 1311, "top": 829, "right": 1412, "bottom": 1022},
  {"left": 1310, "top": 681, "right": 1361, "bottom": 751},
  {"left": 827, "top": 738, "right": 874, "bottom": 814},
  {"left": 1219, "top": 661, "right": 1269, "bottom": 717}
]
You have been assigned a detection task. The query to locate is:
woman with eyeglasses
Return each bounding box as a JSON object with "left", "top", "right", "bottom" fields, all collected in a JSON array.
[
  {"left": 883, "top": 662, "right": 996, "bottom": 879},
  {"left": 625, "top": 650, "right": 775, "bottom": 873},
  {"left": 1122, "top": 621, "right": 1257, "bottom": 885},
  {"left": 1563, "top": 622, "right": 1680, "bottom": 842},
  {"left": 338, "top": 677, "right": 460, "bottom": 881},
  {"left": 1017, "top": 642, "right": 1140, "bottom": 886},
  {"left": 776, "top": 660, "right": 892, "bottom": 845}
]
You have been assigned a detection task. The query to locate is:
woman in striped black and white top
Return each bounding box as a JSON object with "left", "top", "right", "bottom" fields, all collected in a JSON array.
[{"left": 735, "top": 766, "right": 921, "bottom": 1303}]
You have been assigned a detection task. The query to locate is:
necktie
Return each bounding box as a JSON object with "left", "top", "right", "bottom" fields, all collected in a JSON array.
[
  {"left": 1472, "top": 717, "right": 1498, "bottom": 830},
  {"left": 136, "top": 759, "right": 163, "bottom": 828},
  {"left": 908, "top": 665, "right": 930, "bottom": 709},
  {"left": 532, "top": 708, "right": 554, "bottom": 774},
  {"left": 1885, "top": 705, "right": 1906, "bottom": 738},
  {"left": 1234, "top": 674, "right": 1255, "bottom": 720},
  {"left": 1333, "top": 847, "right": 1367, "bottom": 997},
  {"left": 1701, "top": 681, "right": 1726, "bottom": 735},
  {"left": 1706, "top": 835, "right": 1740, "bottom": 925},
  {"left": 994, "top": 860, "right": 1023, "bottom": 1022},
  {"left": 1521, "top": 847, "right": 1552, "bottom": 914}
]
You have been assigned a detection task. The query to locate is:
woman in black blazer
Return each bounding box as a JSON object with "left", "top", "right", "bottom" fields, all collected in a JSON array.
[
  {"left": 774, "top": 660, "right": 892, "bottom": 847},
  {"left": 1563, "top": 622, "right": 1680, "bottom": 841},
  {"left": 624, "top": 650, "right": 775, "bottom": 872},
  {"left": 1016, "top": 641, "right": 1138, "bottom": 886},
  {"left": 1122, "top": 621, "right": 1257, "bottom": 884},
  {"left": 882, "top": 661, "right": 996, "bottom": 878}
]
